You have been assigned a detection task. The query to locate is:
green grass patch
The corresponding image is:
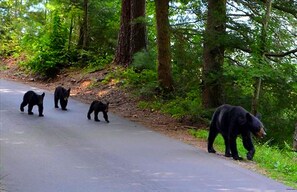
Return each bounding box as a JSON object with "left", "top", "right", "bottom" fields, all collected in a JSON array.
[
  {"left": 189, "top": 129, "right": 297, "bottom": 189},
  {"left": 0, "top": 65, "right": 8, "bottom": 71}
]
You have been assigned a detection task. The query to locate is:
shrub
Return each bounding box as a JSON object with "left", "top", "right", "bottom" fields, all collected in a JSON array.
[{"left": 131, "top": 49, "right": 156, "bottom": 72}]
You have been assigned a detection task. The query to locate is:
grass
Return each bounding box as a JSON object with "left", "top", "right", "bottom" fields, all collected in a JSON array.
[
  {"left": 189, "top": 129, "right": 297, "bottom": 189},
  {"left": 0, "top": 65, "right": 8, "bottom": 71}
]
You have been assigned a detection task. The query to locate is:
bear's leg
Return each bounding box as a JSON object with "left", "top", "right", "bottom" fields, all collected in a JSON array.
[
  {"left": 20, "top": 101, "right": 27, "bottom": 112},
  {"left": 242, "top": 135, "right": 255, "bottom": 160},
  {"left": 230, "top": 136, "right": 243, "bottom": 160},
  {"left": 94, "top": 111, "right": 100, "bottom": 122},
  {"left": 60, "top": 100, "right": 67, "bottom": 111},
  {"left": 207, "top": 124, "right": 218, "bottom": 153},
  {"left": 223, "top": 135, "right": 232, "bottom": 157},
  {"left": 87, "top": 107, "right": 93, "bottom": 120},
  {"left": 38, "top": 105, "right": 44, "bottom": 117},
  {"left": 54, "top": 97, "right": 59, "bottom": 108},
  {"left": 28, "top": 104, "right": 34, "bottom": 115},
  {"left": 103, "top": 111, "right": 109, "bottom": 123}
]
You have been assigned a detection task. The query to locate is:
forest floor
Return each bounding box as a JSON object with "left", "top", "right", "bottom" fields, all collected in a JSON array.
[{"left": 0, "top": 57, "right": 260, "bottom": 171}]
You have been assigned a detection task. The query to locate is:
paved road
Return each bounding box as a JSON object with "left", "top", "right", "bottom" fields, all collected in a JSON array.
[{"left": 0, "top": 79, "right": 294, "bottom": 192}]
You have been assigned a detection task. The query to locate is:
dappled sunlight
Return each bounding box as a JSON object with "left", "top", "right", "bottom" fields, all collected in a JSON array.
[
  {"left": 0, "top": 88, "right": 26, "bottom": 94},
  {"left": 96, "top": 89, "right": 110, "bottom": 97},
  {"left": 80, "top": 80, "right": 91, "bottom": 89}
]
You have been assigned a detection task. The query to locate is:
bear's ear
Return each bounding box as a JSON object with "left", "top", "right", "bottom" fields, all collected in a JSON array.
[
  {"left": 41, "top": 92, "right": 45, "bottom": 98},
  {"left": 67, "top": 88, "right": 71, "bottom": 95},
  {"left": 246, "top": 113, "right": 253, "bottom": 122},
  {"left": 255, "top": 113, "right": 261, "bottom": 120}
]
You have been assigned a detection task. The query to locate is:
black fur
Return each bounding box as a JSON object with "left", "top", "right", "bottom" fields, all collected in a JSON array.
[
  {"left": 54, "top": 86, "right": 71, "bottom": 110},
  {"left": 20, "top": 91, "right": 45, "bottom": 117},
  {"left": 207, "top": 104, "right": 266, "bottom": 160},
  {"left": 87, "top": 100, "right": 109, "bottom": 123}
]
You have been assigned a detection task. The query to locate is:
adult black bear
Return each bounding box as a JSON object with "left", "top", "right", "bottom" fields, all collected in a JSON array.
[
  {"left": 87, "top": 100, "right": 110, "bottom": 123},
  {"left": 207, "top": 104, "right": 266, "bottom": 160},
  {"left": 20, "top": 91, "right": 45, "bottom": 117},
  {"left": 54, "top": 86, "right": 71, "bottom": 111}
]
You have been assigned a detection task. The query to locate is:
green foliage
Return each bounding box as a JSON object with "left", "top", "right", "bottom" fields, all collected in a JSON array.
[
  {"left": 121, "top": 68, "right": 159, "bottom": 99},
  {"left": 84, "top": 55, "right": 113, "bottom": 73},
  {"left": 26, "top": 49, "right": 66, "bottom": 77},
  {"left": 223, "top": 59, "right": 297, "bottom": 147},
  {"left": 24, "top": 12, "right": 68, "bottom": 77},
  {"left": 87, "top": 0, "right": 120, "bottom": 54},
  {"left": 0, "top": 65, "right": 8, "bottom": 71},
  {"left": 131, "top": 49, "right": 156, "bottom": 71},
  {"left": 161, "top": 90, "right": 202, "bottom": 120},
  {"left": 189, "top": 129, "right": 297, "bottom": 189}
]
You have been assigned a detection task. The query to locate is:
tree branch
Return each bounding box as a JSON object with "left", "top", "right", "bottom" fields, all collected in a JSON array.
[
  {"left": 257, "top": 0, "right": 297, "bottom": 19},
  {"left": 264, "top": 48, "right": 297, "bottom": 57},
  {"left": 234, "top": 46, "right": 297, "bottom": 58}
]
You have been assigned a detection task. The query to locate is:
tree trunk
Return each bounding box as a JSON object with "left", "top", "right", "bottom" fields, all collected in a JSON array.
[
  {"left": 77, "top": 0, "right": 89, "bottom": 50},
  {"left": 77, "top": 23, "right": 84, "bottom": 49},
  {"left": 155, "top": 0, "right": 173, "bottom": 91},
  {"left": 82, "top": 0, "right": 89, "bottom": 49},
  {"left": 251, "top": 0, "right": 272, "bottom": 115},
  {"left": 130, "top": 0, "right": 147, "bottom": 56},
  {"left": 202, "top": 0, "right": 227, "bottom": 108},
  {"left": 68, "top": 16, "right": 74, "bottom": 51},
  {"left": 114, "top": 0, "right": 131, "bottom": 67}
]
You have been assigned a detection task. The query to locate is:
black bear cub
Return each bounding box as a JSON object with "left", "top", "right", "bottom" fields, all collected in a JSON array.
[
  {"left": 87, "top": 100, "right": 109, "bottom": 123},
  {"left": 54, "top": 86, "right": 71, "bottom": 111},
  {"left": 207, "top": 104, "right": 266, "bottom": 160},
  {"left": 20, "top": 91, "right": 45, "bottom": 117}
]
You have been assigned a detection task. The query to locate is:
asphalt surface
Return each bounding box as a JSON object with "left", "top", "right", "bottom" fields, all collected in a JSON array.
[{"left": 0, "top": 79, "right": 295, "bottom": 192}]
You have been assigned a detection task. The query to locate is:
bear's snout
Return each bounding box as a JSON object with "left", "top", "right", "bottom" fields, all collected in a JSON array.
[{"left": 256, "top": 127, "right": 266, "bottom": 138}]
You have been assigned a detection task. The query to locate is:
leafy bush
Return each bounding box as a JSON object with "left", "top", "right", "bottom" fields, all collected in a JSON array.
[
  {"left": 24, "top": 12, "right": 67, "bottom": 78},
  {"left": 162, "top": 90, "right": 203, "bottom": 121},
  {"left": 121, "top": 68, "right": 159, "bottom": 99},
  {"left": 26, "top": 49, "right": 66, "bottom": 77},
  {"left": 131, "top": 49, "right": 156, "bottom": 71},
  {"left": 84, "top": 54, "right": 113, "bottom": 73}
]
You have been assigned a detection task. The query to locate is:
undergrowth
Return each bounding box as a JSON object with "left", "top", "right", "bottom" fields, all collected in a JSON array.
[
  {"left": 105, "top": 65, "right": 208, "bottom": 124},
  {"left": 189, "top": 129, "right": 297, "bottom": 189}
]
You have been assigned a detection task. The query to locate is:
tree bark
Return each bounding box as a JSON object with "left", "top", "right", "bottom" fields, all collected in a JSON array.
[
  {"left": 114, "top": 0, "right": 131, "bottom": 67},
  {"left": 68, "top": 16, "right": 74, "bottom": 51},
  {"left": 130, "top": 0, "right": 146, "bottom": 56},
  {"left": 77, "top": 0, "right": 89, "bottom": 50},
  {"left": 82, "top": 0, "right": 89, "bottom": 49},
  {"left": 77, "top": 23, "right": 84, "bottom": 49},
  {"left": 155, "top": 0, "right": 173, "bottom": 91},
  {"left": 202, "top": 0, "right": 227, "bottom": 108}
]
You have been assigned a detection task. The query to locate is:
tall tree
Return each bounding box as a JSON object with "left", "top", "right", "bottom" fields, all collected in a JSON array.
[
  {"left": 130, "top": 0, "right": 147, "bottom": 56},
  {"left": 114, "top": 0, "right": 131, "bottom": 66},
  {"left": 155, "top": 0, "right": 173, "bottom": 91},
  {"left": 114, "top": 0, "right": 146, "bottom": 66},
  {"left": 77, "top": 0, "right": 89, "bottom": 50},
  {"left": 202, "top": 0, "right": 227, "bottom": 108}
]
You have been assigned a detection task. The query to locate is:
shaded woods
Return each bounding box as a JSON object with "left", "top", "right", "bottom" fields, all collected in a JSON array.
[{"left": 0, "top": 0, "right": 297, "bottom": 148}]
